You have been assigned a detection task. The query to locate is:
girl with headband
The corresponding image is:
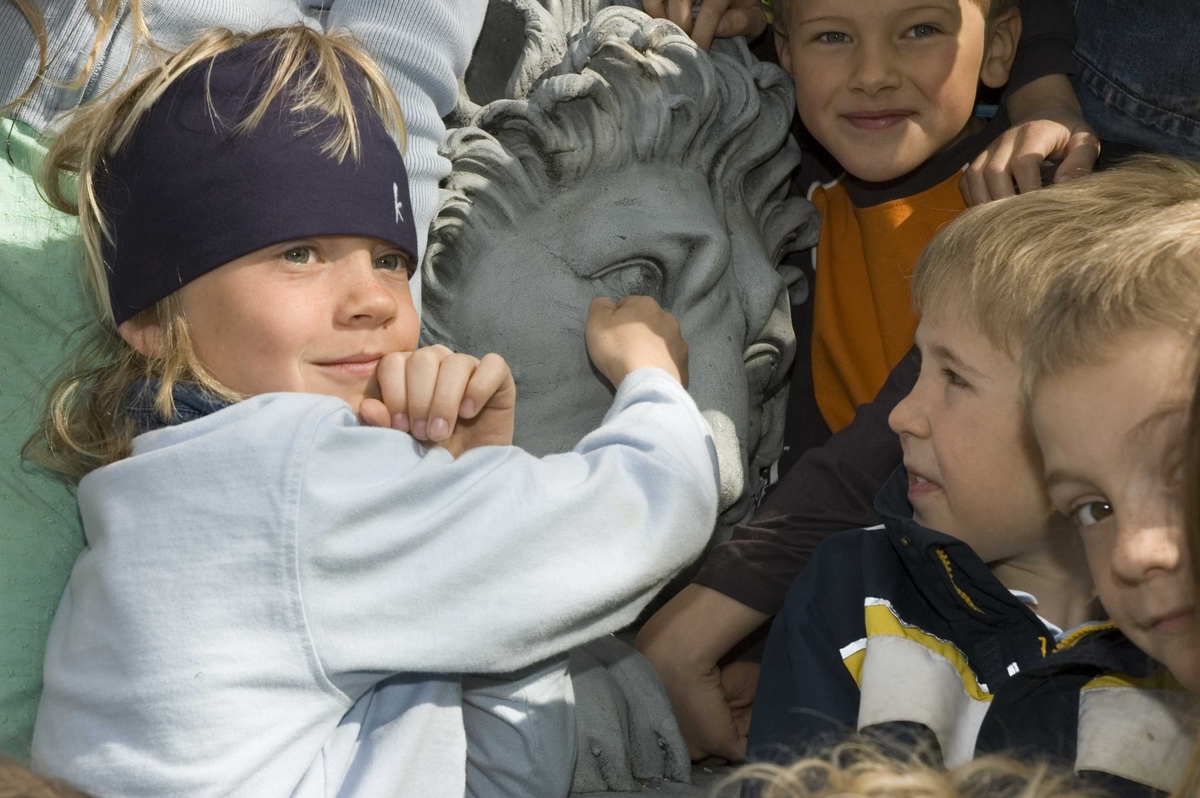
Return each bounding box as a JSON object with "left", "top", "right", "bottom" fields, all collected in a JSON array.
[{"left": 24, "top": 26, "right": 720, "bottom": 798}]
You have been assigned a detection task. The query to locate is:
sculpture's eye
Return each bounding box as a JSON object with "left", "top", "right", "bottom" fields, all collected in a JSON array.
[{"left": 592, "top": 258, "right": 664, "bottom": 301}]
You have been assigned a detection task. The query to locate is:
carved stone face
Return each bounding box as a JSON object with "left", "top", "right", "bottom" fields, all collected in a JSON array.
[
  {"left": 424, "top": 7, "right": 819, "bottom": 540},
  {"left": 424, "top": 161, "right": 794, "bottom": 532}
]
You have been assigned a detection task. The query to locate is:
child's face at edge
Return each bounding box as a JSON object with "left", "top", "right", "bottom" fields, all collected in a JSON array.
[
  {"left": 126, "top": 235, "right": 419, "bottom": 412},
  {"left": 888, "top": 307, "right": 1058, "bottom": 562},
  {"left": 1033, "top": 328, "right": 1200, "bottom": 690},
  {"left": 776, "top": 0, "right": 1017, "bottom": 183}
]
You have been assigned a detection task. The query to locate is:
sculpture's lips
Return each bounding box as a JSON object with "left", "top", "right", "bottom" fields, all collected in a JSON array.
[{"left": 842, "top": 110, "right": 913, "bottom": 130}]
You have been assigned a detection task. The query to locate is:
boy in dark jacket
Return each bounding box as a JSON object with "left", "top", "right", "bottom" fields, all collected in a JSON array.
[{"left": 747, "top": 173, "right": 1198, "bottom": 797}]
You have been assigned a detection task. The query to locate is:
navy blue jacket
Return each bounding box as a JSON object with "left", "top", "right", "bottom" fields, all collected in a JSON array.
[{"left": 749, "top": 468, "right": 1197, "bottom": 797}]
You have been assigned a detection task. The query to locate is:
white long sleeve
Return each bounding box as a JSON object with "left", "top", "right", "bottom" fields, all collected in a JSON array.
[
  {"left": 326, "top": 0, "right": 488, "bottom": 307},
  {"left": 301, "top": 368, "right": 718, "bottom": 679},
  {"left": 33, "top": 369, "right": 717, "bottom": 797}
]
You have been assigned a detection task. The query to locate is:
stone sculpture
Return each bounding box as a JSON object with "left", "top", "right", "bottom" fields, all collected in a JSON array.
[
  {"left": 422, "top": 5, "right": 821, "bottom": 792},
  {"left": 425, "top": 6, "right": 819, "bottom": 543}
]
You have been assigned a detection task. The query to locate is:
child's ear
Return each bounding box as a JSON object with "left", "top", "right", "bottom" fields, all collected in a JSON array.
[
  {"left": 118, "top": 317, "right": 167, "bottom": 359},
  {"left": 980, "top": 8, "right": 1021, "bottom": 89},
  {"left": 774, "top": 30, "right": 793, "bottom": 76}
]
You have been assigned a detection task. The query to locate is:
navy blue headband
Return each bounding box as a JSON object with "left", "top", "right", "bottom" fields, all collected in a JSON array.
[{"left": 97, "top": 39, "right": 418, "bottom": 325}]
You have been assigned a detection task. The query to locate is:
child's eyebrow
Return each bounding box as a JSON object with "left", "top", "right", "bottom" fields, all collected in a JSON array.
[
  {"left": 931, "top": 344, "right": 984, "bottom": 378},
  {"left": 798, "top": 3, "right": 952, "bottom": 24},
  {"left": 1043, "top": 467, "right": 1093, "bottom": 492},
  {"left": 795, "top": 13, "right": 852, "bottom": 27},
  {"left": 1125, "top": 403, "right": 1189, "bottom": 444}
]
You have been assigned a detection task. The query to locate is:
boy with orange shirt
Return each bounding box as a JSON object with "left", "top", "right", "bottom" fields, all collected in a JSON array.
[{"left": 775, "top": 0, "right": 1020, "bottom": 453}]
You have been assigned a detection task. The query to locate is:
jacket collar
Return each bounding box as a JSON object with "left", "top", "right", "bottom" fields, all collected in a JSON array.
[
  {"left": 124, "top": 379, "right": 232, "bottom": 435},
  {"left": 873, "top": 466, "right": 1059, "bottom": 626},
  {"left": 872, "top": 467, "right": 1156, "bottom": 678}
]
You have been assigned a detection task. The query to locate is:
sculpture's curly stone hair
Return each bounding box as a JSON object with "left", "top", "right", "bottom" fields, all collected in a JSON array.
[{"left": 423, "top": 7, "right": 813, "bottom": 322}]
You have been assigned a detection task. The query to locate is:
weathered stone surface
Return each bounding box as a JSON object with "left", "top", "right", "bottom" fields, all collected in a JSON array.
[
  {"left": 569, "top": 637, "right": 692, "bottom": 792},
  {"left": 424, "top": 5, "right": 819, "bottom": 791},
  {"left": 425, "top": 6, "right": 819, "bottom": 545}
]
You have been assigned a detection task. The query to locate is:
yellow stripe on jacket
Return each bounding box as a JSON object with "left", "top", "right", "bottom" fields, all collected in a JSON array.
[
  {"left": 840, "top": 598, "right": 993, "bottom": 767},
  {"left": 810, "top": 174, "right": 967, "bottom": 432}
]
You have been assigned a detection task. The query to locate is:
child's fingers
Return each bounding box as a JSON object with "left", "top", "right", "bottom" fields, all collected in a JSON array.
[
  {"left": 714, "top": 6, "right": 767, "bottom": 39},
  {"left": 588, "top": 295, "right": 617, "bottom": 325},
  {"left": 359, "top": 397, "right": 392, "bottom": 429},
  {"left": 425, "top": 353, "right": 481, "bottom": 441},
  {"left": 404, "top": 345, "right": 452, "bottom": 439},
  {"left": 691, "top": 0, "right": 732, "bottom": 48},
  {"left": 376, "top": 352, "right": 412, "bottom": 431},
  {"left": 643, "top": 0, "right": 666, "bottom": 17},
  {"left": 979, "top": 135, "right": 1018, "bottom": 201},
  {"left": 667, "top": 0, "right": 694, "bottom": 32},
  {"left": 963, "top": 145, "right": 1001, "bottom": 206},
  {"left": 460, "top": 353, "right": 515, "bottom": 419},
  {"left": 1055, "top": 129, "right": 1101, "bottom": 183},
  {"left": 1010, "top": 146, "right": 1048, "bottom": 196}
]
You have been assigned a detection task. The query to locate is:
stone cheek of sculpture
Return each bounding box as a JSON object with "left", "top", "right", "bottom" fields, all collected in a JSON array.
[{"left": 423, "top": 10, "right": 818, "bottom": 537}]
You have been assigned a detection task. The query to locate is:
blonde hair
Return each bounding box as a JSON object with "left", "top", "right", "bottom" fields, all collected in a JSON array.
[
  {"left": 0, "top": 758, "right": 89, "bottom": 798},
  {"left": 1021, "top": 156, "right": 1200, "bottom": 399},
  {"left": 24, "top": 25, "right": 408, "bottom": 480},
  {"left": 911, "top": 157, "right": 1200, "bottom": 360},
  {"left": 3, "top": 0, "right": 152, "bottom": 117},
  {"left": 717, "top": 742, "right": 1104, "bottom": 798}
]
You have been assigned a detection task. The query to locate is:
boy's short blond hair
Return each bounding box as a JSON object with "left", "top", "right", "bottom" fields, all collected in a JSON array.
[
  {"left": 910, "top": 156, "right": 1200, "bottom": 361},
  {"left": 1021, "top": 156, "right": 1200, "bottom": 397},
  {"left": 773, "top": 0, "right": 1018, "bottom": 37}
]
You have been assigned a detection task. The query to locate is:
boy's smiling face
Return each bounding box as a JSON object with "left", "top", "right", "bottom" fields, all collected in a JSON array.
[
  {"left": 777, "top": 0, "right": 1018, "bottom": 182},
  {"left": 133, "top": 235, "right": 420, "bottom": 412},
  {"left": 1033, "top": 327, "right": 1200, "bottom": 689},
  {"left": 888, "top": 304, "right": 1055, "bottom": 562}
]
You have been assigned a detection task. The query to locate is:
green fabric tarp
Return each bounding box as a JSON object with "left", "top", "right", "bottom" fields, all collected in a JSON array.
[{"left": 0, "top": 118, "right": 88, "bottom": 761}]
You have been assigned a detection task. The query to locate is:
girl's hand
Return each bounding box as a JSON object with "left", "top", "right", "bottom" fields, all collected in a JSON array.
[
  {"left": 360, "top": 346, "right": 516, "bottom": 457},
  {"left": 586, "top": 296, "right": 689, "bottom": 388}
]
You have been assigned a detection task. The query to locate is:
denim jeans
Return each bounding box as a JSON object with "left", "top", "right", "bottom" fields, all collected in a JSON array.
[{"left": 1070, "top": 0, "right": 1200, "bottom": 159}]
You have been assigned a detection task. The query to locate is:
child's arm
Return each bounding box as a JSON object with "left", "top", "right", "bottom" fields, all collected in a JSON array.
[
  {"left": 326, "top": 0, "right": 487, "bottom": 268},
  {"left": 359, "top": 295, "right": 687, "bottom": 457},
  {"left": 961, "top": 74, "right": 1098, "bottom": 205},
  {"left": 636, "top": 584, "right": 768, "bottom": 761},
  {"left": 960, "top": 0, "right": 1100, "bottom": 204},
  {"left": 635, "top": 348, "right": 918, "bottom": 760},
  {"left": 292, "top": 297, "right": 719, "bottom": 679},
  {"left": 746, "top": 534, "right": 866, "bottom": 757}
]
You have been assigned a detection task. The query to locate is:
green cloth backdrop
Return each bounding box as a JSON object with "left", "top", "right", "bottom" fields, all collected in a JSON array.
[{"left": 0, "top": 118, "right": 88, "bottom": 761}]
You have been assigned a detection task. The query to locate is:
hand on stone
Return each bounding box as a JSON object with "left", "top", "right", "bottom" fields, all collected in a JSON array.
[
  {"left": 643, "top": 0, "right": 768, "bottom": 50},
  {"left": 360, "top": 346, "right": 516, "bottom": 457},
  {"left": 585, "top": 295, "right": 689, "bottom": 388},
  {"left": 654, "top": 656, "right": 758, "bottom": 763}
]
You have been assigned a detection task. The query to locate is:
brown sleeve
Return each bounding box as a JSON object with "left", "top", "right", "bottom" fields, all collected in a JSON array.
[{"left": 692, "top": 346, "right": 919, "bottom": 616}]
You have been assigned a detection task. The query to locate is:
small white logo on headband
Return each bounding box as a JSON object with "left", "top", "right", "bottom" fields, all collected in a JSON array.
[{"left": 393, "top": 182, "right": 405, "bottom": 224}]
